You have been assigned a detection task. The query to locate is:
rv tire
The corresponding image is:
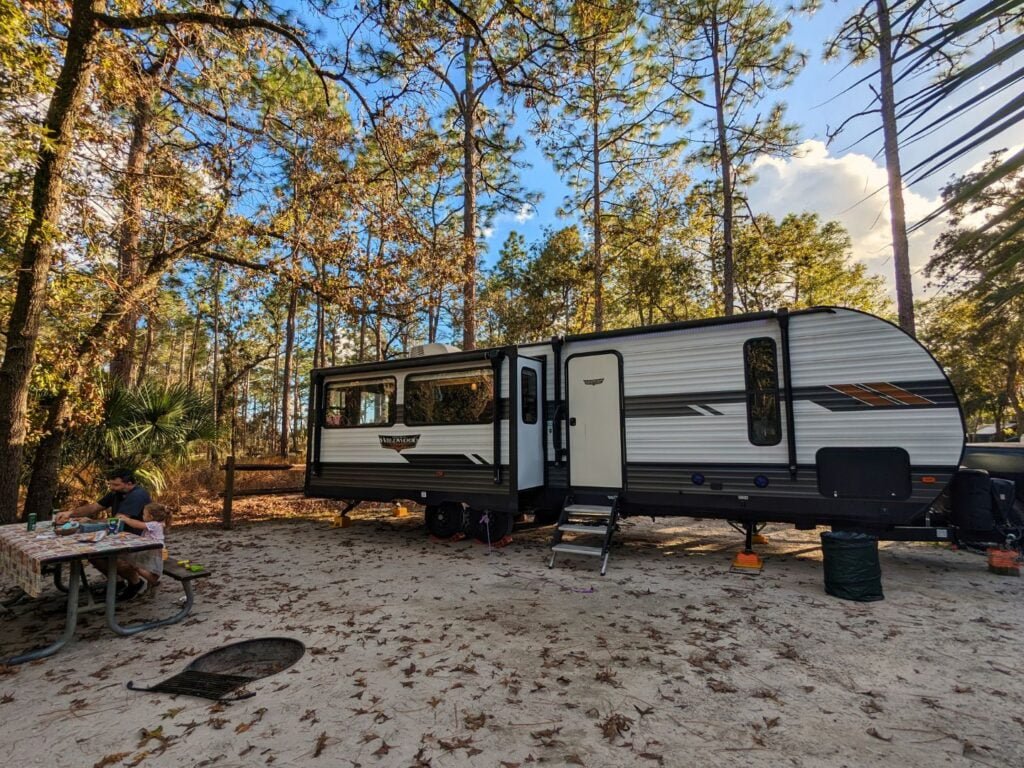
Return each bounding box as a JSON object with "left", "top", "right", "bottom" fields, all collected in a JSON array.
[
  {"left": 467, "top": 509, "right": 514, "bottom": 542},
  {"left": 426, "top": 503, "right": 465, "bottom": 539}
]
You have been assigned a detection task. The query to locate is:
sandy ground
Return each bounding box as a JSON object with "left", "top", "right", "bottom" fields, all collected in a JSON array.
[{"left": 2, "top": 504, "right": 1023, "bottom": 768}]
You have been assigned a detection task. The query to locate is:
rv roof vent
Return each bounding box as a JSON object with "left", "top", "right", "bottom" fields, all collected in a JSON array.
[{"left": 408, "top": 342, "right": 462, "bottom": 358}]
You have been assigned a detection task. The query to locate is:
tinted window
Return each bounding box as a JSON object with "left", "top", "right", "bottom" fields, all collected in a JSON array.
[
  {"left": 324, "top": 378, "right": 396, "bottom": 428},
  {"left": 521, "top": 368, "right": 538, "bottom": 424},
  {"left": 405, "top": 368, "right": 494, "bottom": 426},
  {"left": 743, "top": 338, "right": 781, "bottom": 446}
]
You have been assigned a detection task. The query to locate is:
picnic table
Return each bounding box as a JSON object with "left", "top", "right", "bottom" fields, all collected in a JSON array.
[{"left": 0, "top": 522, "right": 173, "bottom": 665}]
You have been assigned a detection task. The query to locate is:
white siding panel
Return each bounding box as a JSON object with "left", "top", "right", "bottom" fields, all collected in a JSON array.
[
  {"left": 626, "top": 414, "right": 789, "bottom": 463},
  {"left": 568, "top": 319, "right": 779, "bottom": 397},
  {"left": 320, "top": 424, "right": 498, "bottom": 463},
  {"left": 788, "top": 309, "right": 942, "bottom": 385},
  {"left": 792, "top": 405, "right": 963, "bottom": 466}
]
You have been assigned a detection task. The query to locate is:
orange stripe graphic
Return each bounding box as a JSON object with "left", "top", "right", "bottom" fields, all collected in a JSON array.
[
  {"left": 830, "top": 384, "right": 891, "bottom": 407},
  {"left": 864, "top": 382, "right": 934, "bottom": 406}
]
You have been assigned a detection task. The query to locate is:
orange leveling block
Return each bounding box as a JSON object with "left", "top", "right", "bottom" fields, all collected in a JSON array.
[
  {"left": 393, "top": 504, "right": 410, "bottom": 518},
  {"left": 731, "top": 522, "right": 764, "bottom": 573},
  {"left": 987, "top": 547, "right": 1020, "bottom": 577},
  {"left": 331, "top": 514, "right": 353, "bottom": 529},
  {"left": 731, "top": 550, "right": 764, "bottom": 572}
]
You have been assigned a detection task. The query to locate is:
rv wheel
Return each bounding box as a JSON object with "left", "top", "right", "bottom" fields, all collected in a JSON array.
[
  {"left": 467, "top": 509, "right": 514, "bottom": 542},
  {"left": 426, "top": 503, "right": 464, "bottom": 538}
]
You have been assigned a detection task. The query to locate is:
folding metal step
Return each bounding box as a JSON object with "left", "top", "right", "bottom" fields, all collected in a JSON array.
[
  {"left": 551, "top": 543, "right": 603, "bottom": 557},
  {"left": 549, "top": 494, "right": 621, "bottom": 576},
  {"left": 563, "top": 504, "right": 614, "bottom": 517},
  {"left": 558, "top": 524, "right": 609, "bottom": 535}
]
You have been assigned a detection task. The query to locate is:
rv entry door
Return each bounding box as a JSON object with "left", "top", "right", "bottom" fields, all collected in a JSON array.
[{"left": 567, "top": 353, "right": 623, "bottom": 489}]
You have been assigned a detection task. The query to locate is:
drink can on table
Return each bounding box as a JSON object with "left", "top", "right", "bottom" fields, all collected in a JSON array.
[
  {"left": 27, "top": 513, "right": 36, "bottom": 531},
  {"left": 106, "top": 518, "right": 122, "bottom": 534}
]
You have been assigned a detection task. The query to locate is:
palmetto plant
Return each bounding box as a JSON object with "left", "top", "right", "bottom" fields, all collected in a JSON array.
[{"left": 67, "top": 382, "right": 219, "bottom": 494}]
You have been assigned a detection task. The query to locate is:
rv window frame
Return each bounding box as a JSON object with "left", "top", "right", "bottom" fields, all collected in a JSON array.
[
  {"left": 743, "top": 337, "right": 782, "bottom": 447},
  {"left": 521, "top": 367, "right": 538, "bottom": 425},
  {"left": 403, "top": 366, "right": 496, "bottom": 427},
  {"left": 322, "top": 376, "right": 397, "bottom": 430}
]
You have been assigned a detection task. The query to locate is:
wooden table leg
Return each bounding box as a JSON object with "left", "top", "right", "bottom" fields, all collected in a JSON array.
[{"left": 1, "top": 561, "right": 82, "bottom": 665}]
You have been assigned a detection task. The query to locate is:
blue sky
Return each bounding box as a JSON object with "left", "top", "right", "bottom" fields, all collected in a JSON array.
[{"left": 475, "top": 3, "right": 1023, "bottom": 299}]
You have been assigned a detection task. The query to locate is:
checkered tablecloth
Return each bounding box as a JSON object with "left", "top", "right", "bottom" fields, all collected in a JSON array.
[{"left": 0, "top": 524, "right": 161, "bottom": 597}]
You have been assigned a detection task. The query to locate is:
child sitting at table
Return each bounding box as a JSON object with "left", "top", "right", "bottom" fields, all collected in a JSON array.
[{"left": 116, "top": 502, "right": 169, "bottom": 601}]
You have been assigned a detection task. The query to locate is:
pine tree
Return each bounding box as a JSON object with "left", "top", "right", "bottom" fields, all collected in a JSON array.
[
  {"left": 534, "top": 0, "right": 682, "bottom": 331},
  {"left": 657, "top": 0, "right": 804, "bottom": 316}
]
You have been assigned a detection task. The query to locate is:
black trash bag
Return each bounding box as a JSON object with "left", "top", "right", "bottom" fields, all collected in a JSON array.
[{"left": 820, "top": 531, "right": 884, "bottom": 602}]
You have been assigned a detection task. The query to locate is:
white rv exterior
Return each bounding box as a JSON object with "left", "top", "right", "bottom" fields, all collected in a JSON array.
[{"left": 306, "top": 307, "right": 965, "bottom": 539}]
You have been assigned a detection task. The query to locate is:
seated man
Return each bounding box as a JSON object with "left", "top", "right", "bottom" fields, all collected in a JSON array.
[
  {"left": 55, "top": 469, "right": 154, "bottom": 596},
  {"left": 56, "top": 469, "right": 152, "bottom": 533}
]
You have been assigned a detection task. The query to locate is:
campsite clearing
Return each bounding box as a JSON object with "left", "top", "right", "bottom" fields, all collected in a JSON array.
[{"left": 1, "top": 507, "right": 1021, "bottom": 767}]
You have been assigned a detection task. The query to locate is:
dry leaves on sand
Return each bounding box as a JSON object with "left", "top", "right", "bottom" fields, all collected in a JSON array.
[
  {"left": 598, "top": 713, "right": 634, "bottom": 741},
  {"left": 313, "top": 731, "right": 329, "bottom": 758},
  {"left": 438, "top": 736, "right": 483, "bottom": 757},
  {"left": 93, "top": 753, "right": 131, "bottom": 768}
]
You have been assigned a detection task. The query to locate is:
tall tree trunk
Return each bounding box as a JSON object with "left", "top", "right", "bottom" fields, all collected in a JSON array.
[
  {"left": 314, "top": 299, "right": 324, "bottom": 370},
  {"left": 210, "top": 266, "right": 220, "bottom": 466},
  {"left": 0, "top": 0, "right": 102, "bottom": 523},
  {"left": 591, "top": 64, "right": 604, "bottom": 332},
  {"left": 240, "top": 370, "right": 249, "bottom": 457},
  {"left": 186, "top": 306, "right": 201, "bottom": 392},
  {"left": 357, "top": 306, "right": 367, "bottom": 361},
  {"left": 876, "top": 0, "right": 915, "bottom": 335},
  {"left": 177, "top": 325, "right": 187, "bottom": 383},
  {"left": 270, "top": 341, "right": 280, "bottom": 454},
  {"left": 110, "top": 93, "right": 153, "bottom": 383},
  {"left": 428, "top": 287, "right": 439, "bottom": 344},
  {"left": 134, "top": 314, "right": 154, "bottom": 386},
  {"left": 280, "top": 286, "right": 297, "bottom": 457},
  {"left": 375, "top": 308, "right": 383, "bottom": 362},
  {"left": 292, "top": 359, "right": 300, "bottom": 454},
  {"left": 461, "top": 35, "right": 478, "bottom": 350},
  {"left": 710, "top": 17, "right": 735, "bottom": 317}
]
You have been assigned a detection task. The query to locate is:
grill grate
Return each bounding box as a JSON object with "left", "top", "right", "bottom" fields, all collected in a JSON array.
[
  {"left": 131, "top": 670, "right": 254, "bottom": 700},
  {"left": 128, "top": 637, "right": 304, "bottom": 701}
]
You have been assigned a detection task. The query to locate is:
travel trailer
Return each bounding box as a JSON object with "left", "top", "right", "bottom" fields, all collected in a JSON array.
[{"left": 305, "top": 307, "right": 966, "bottom": 571}]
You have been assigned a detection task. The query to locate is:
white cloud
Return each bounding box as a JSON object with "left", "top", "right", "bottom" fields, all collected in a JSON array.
[
  {"left": 747, "top": 140, "right": 947, "bottom": 297},
  {"left": 514, "top": 203, "right": 535, "bottom": 223}
]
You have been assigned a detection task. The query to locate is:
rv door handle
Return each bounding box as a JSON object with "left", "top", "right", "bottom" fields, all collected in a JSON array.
[{"left": 569, "top": 417, "right": 577, "bottom": 426}]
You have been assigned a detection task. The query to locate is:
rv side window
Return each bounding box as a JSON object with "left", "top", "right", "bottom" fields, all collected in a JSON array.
[
  {"left": 521, "top": 368, "right": 538, "bottom": 424},
  {"left": 405, "top": 368, "right": 494, "bottom": 426},
  {"left": 743, "top": 338, "right": 782, "bottom": 446},
  {"left": 323, "top": 378, "right": 396, "bottom": 428}
]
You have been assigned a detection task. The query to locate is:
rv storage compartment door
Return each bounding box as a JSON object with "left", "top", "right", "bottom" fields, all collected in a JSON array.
[
  {"left": 816, "top": 447, "right": 911, "bottom": 500},
  {"left": 517, "top": 358, "right": 544, "bottom": 490},
  {"left": 567, "top": 353, "right": 623, "bottom": 489}
]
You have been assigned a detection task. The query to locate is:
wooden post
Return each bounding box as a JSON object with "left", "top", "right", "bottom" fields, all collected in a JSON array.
[{"left": 223, "top": 454, "right": 235, "bottom": 530}]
